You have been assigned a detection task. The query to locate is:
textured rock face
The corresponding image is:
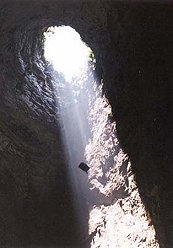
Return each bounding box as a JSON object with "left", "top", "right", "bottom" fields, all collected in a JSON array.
[
  {"left": 85, "top": 83, "right": 158, "bottom": 247},
  {"left": 0, "top": 0, "right": 172, "bottom": 247}
]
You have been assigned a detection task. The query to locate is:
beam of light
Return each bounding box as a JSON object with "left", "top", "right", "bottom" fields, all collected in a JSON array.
[
  {"left": 43, "top": 25, "right": 96, "bottom": 245},
  {"left": 43, "top": 25, "right": 158, "bottom": 248}
]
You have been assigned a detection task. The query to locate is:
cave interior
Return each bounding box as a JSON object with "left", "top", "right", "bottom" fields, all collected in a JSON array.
[{"left": 0, "top": 0, "right": 172, "bottom": 247}]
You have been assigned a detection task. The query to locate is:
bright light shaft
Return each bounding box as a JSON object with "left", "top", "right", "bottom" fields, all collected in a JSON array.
[
  {"left": 44, "top": 26, "right": 89, "bottom": 81},
  {"left": 44, "top": 26, "right": 95, "bottom": 239}
]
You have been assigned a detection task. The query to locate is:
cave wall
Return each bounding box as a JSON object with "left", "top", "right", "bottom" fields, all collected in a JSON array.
[
  {"left": 0, "top": 0, "right": 172, "bottom": 247},
  {"left": 105, "top": 4, "right": 173, "bottom": 247}
]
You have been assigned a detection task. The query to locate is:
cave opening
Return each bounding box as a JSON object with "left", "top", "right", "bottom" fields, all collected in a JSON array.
[{"left": 43, "top": 25, "right": 94, "bottom": 81}]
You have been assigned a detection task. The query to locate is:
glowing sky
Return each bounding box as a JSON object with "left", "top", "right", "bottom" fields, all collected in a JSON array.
[{"left": 44, "top": 26, "right": 89, "bottom": 81}]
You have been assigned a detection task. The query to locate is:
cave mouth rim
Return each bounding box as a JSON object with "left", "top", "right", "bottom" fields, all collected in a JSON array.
[{"left": 42, "top": 25, "right": 96, "bottom": 82}]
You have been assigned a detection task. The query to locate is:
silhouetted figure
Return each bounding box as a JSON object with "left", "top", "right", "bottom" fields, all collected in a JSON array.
[{"left": 78, "top": 162, "right": 90, "bottom": 173}]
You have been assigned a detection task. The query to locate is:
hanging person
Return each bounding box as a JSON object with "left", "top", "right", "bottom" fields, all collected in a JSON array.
[{"left": 78, "top": 162, "right": 90, "bottom": 173}]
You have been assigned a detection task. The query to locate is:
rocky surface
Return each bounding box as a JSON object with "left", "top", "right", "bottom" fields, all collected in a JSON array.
[
  {"left": 85, "top": 83, "right": 158, "bottom": 247},
  {"left": 0, "top": 0, "right": 172, "bottom": 247}
]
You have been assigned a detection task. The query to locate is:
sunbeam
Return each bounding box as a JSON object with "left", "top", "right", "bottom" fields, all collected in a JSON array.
[
  {"left": 43, "top": 25, "right": 96, "bottom": 246},
  {"left": 43, "top": 25, "right": 158, "bottom": 248}
]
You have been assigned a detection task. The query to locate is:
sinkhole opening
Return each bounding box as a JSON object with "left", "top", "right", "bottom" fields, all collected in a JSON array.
[{"left": 43, "top": 25, "right": 96, "bottom": 82}]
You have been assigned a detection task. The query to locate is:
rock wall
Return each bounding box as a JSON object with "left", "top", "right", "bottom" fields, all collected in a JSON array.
[{"left": 85, "top": 83, "right": 158, "bottom": 247}]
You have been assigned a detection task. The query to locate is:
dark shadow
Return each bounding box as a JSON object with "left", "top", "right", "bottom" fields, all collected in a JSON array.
[
  {"left": 0, "top": 160, "right": 86, "bottom": 247},
  {"left": 105, "top": 2, "right": 173, "bottom": 247}
]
